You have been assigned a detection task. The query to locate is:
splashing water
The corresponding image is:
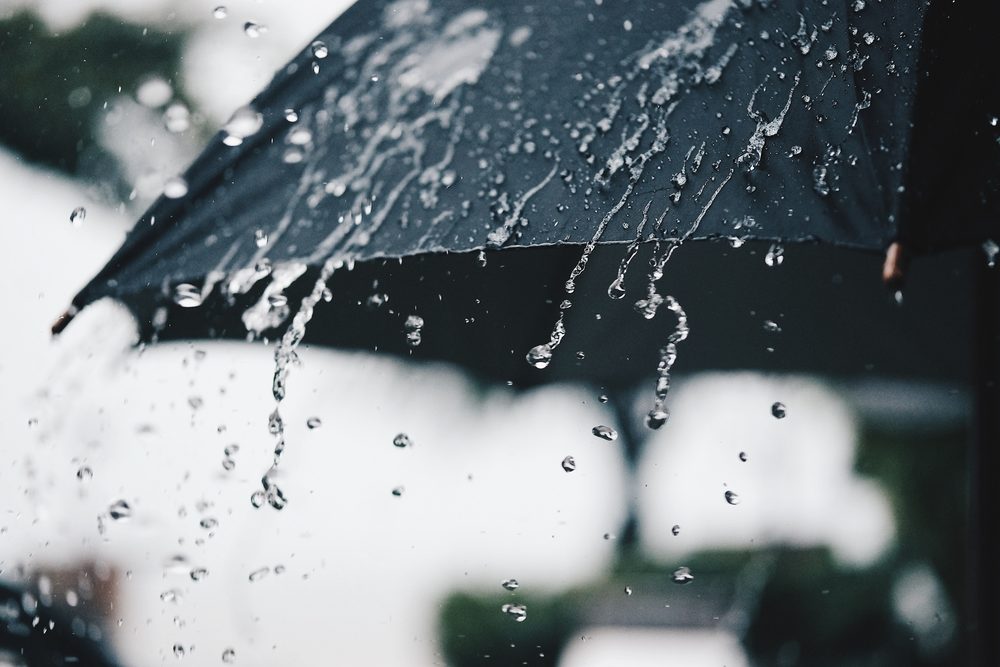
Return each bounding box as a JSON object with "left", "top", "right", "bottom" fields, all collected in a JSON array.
[
  {"left": 592, "top": 425, "right": 618, "bottom": 441},
  {"left": 255, "top": 258, "right": 342, "bottom": 510},
  {"left": 645, "top": 296, "right": 688, "bottom": 430}
]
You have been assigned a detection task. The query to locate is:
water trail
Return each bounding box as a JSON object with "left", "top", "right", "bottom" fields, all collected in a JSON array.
[
  {"left": 644, "top": 295, "right": 688, "bottom": 429},
  {"left": 256, "top": 256, "right": 341, "bottom": 509},
  {"left": 486, "top": 160, "right": 560, "bottom": 247},
  {"left": 607, "top": 200, "right": 656, "bottom": 299},
  {"left": 636, "top": 168, "right": 735, "bottom": 319}
]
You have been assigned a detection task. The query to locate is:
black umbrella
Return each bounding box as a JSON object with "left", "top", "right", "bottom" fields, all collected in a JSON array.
[{"left": 54, "top": 0, "right": 998, "bottom": 660}]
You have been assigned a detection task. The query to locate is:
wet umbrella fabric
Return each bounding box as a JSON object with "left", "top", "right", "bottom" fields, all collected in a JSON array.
[{"left": 61, "top": 0, "right": 982, "bottom": 385}]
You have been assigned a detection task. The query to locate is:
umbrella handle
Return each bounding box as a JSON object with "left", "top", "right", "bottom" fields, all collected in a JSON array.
[
  {"left": 882, "top": 241, "right": 910, "bottom": 289},
  {"left": 50, "top": 306, "right": 78, "bottom": 336}
]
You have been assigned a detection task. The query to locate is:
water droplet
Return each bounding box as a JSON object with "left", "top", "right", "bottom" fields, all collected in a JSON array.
[
  {"left": 392, "top": 433, "right": 412, "bottom": 448},
  {"left": 173, "top": 643, "right": 186, "bottom": 658},
  {"left": 645, "top": 409, "right": 669, "bottom": 430},
  {"left": 248, "top": 567, "right": 270, "bottom": 582},
  {"left": 108, "top": 499, "right": 132, "bottom": 520},
  {"left": 212, "top": 6, "right": 227, "bottom": 19},
  {"left": 788, "top": 145, "right": 803, "bottom": 157},
  {"left": 311, "top": 41, "right": 329, "bottom": 59},
  {"left": 863, "top": 32, "right": 875, "bottom": 45},
  {"left": 243, "top": 21, "right": 264, "bottom": 38},
  {"left": 623, "top": 19, "right": 633, "bottom": 31},
  {"left": 70, "top": 206, "right": 86, "bottom": 227},
  {"left": 163, "top": 176, "right": 189, "bottom": 199},
  {"left": 724, "top": 490, "right": 741, "bottom": 505},
  {"left": 824, "top": 46, "right": 838, "bottom": 61},
  {"left": 306, "top": 416, "right": 322, "bottom": 429},
  {"left": 199, "top": 517, "right": 218, "bottom": 530},
  {"left": 190, "top": 568, "right": 208, "bottom": 581},
  {"left": 163, "top": 103, "right": 191, "bottom": 133},
  {"left": 404, "top": 315, "right": 424, "bottom": 347},
  {"left": 592, "top": 425, "right": 618, "bottom": 441},
  {"left": 671, "top": 524, "right": 680, "bottom": 536},
  {"left": 284, "top": 108, "right": 299, "bottom": 123},
  {"left": 254, "top": 229, "right": 268, "bottom": 248},
  {"left": 739, "top": 451, "right": 749, "bottom": 462},
  {"left": 76, "top": 466, "right": 93, "bottom": 481},
  {"left": 771, "top": 402, "right": 787, "bottom": 419},
  {"left": 366, "top": 293, "right": 387, "bottom": 309},
  {"left": 982, "top": 239, "right": 999, "bottom": 268},
  {"left": 765, "top": 243, "right": 784, "bottom": 267},
  {"left": 501, "top": 578, "right": 519, "bottom": 591},
  {"left": 525, "top": 344, "right": 552, "bottom": 369},
  {"left": 391, "top": 486, "right": 405, "bottom": 497},
  {"left": 501, "top": 603, "right": 527, "bottom": 622},
  {"left": 250, "top": 491, "right": 265, "bottom": 508},
  {"left": 561, "top": 456, "right": 576, "bottom": 472},
  {"left": 222, "top": 647, "right": 236, "bottom": 663},
  {"left": 598, "top": 394, "right": 609, "bottom": 403},
  {"left": 624, "top": 585, "right": 633, "bottom": 596},
  {"left": 223, "top": 106, "right": 263, "bottom": 145},
  {"left": 763, "top": 320, "right": 781, "bottom": 333},
  {"left": 851, "top": 0, "right": 865, "bottom": 11},
  {"left": 173, "top": 284, "right": 203, "bottom": 308},
  {"left": 160, "top": 589, "right": 181, "bottom": 603},
  {"left": 671, "top": 567, "right": 694, "bottom": 584}
]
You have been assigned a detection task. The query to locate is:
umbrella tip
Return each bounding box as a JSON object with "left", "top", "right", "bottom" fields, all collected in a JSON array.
[
  {"left": 50, "top": 306, "right": 79, "bottom": 337},
  {"left": 882, "top": 241, "right": 909, "bottom": 290}
]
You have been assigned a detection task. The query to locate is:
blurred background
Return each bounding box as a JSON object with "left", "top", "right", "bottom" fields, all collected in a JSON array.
[{"left": 0, "top": 1, "right": 973, "bottom": 665}]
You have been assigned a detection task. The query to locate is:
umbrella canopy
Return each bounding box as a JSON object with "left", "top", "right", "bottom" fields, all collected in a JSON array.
[{"left": 59, "top": 0, "right": 998, "bottom": 390}]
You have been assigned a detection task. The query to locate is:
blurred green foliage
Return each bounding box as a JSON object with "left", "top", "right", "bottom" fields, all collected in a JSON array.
[
  {"left": 440, "top": 592, "right": 580, "bottom": 667},
  {"left": 0, "top": 10, "right": 186, "bottom": 174}
]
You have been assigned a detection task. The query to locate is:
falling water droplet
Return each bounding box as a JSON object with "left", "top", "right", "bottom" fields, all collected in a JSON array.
[
  {"left": 222, "top": 648, "right": 236, "bottom": 663},
  {"left": 76, "top": 466, "right": 93, "bottom": 481},
  {"left": 624, "top": 585, "right": 633, "bottom": 596},
  {"left": 671, "top": 567, "right": 694, "bottom": 584},
  {"left": 391, "top": 486, "right": 405, "bottom": 497},
  {"left": 311, "top": 41, "right": 329, "bottom": 59},
  {"left": 254, "top": 229, "right": 268, "bottom": 248},
  {"left": 392, "top": 433, "right": 412, "bottom": 448},
  {"left": 763, "top": 320, "right": 782, "bottom": 333},
  {"left": 173, "top": 643, "right": 186, "bottom": 658},
  {"left": 163, "top": 103, "right": 190, "bottom": 133},
  {"left": 851, "top": 0, "right": 865, "bottom": 11},
  {"left": 163, "top": 176, "right": 189, "bottom": 199},
  {"left": 671, "top": 524, "right": 680, "bottom": 536},
  {"left": 173, "top": 284, "right": 203, "bottom": 308},
  {"left": 243, "top": 21, "right": 264, "bottom": 38},
  {"left": 403, "top": 315, "right": 424, "bottom": 347},
  {"left": 70, "top": 206, "right": 86, "bottom": 227},
  {"left": 561, "top": 456, "right": 576, "bottom": 472},
  {"left": 199, "top": 517, "right": 218, "bottom": 530},
  {"left": 592, "top": 425, "right": 618, "bottom": 441},
  {"left": 223, "top": 106, "right": 263, "bottom": 145},
  {"left": 160, "top": 589, "right": 181, "bottom": 603},
  {"left": 645, "top": 408, "right": 669, "bottom": 430},
  {"left": 739, "top": 451, "right": 749, "bottom": 462},
  {"left": 501, "top": 578, "right": 520, "bottom": 591},
  {"left": 982, "top": 239, "right": 999, "bottom": 268},
  {"left": 366, "top": 293, "right": 387, "bottom": 309},
  {"left": 284, "top": 108, "right": 299, "bottom": 123},
  {"left": 771, "top": 402, "right": 787, "bottom": 419},
  {"left": 248, "top": 567, "right": 270, "bottom": 582},
  {"left": 189, "top": 568, "right": 208, "bottom": 581},
  {"left": 764, "top": 243, "right": 784, "bottom": 267},
  {"left": 250, "top": 491, "right": 265, "bottom": 508},
  {"left": 306, "top": 417, "right": 322, "bottom": 429},
  {"left": 525, "top": 344, "right": 552, "bottom": 369},
  {"left": 212, "top": 6, "right": 227, "bottom": 19},
  {"left": 724, "top": 490, "right": 741, "bottom": 505},
  {"left": 501, "top": 603, "right": 527, "bottom": 622},
  {"left": 108, "top": 500, "right": 132, "bottom": 520}
]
